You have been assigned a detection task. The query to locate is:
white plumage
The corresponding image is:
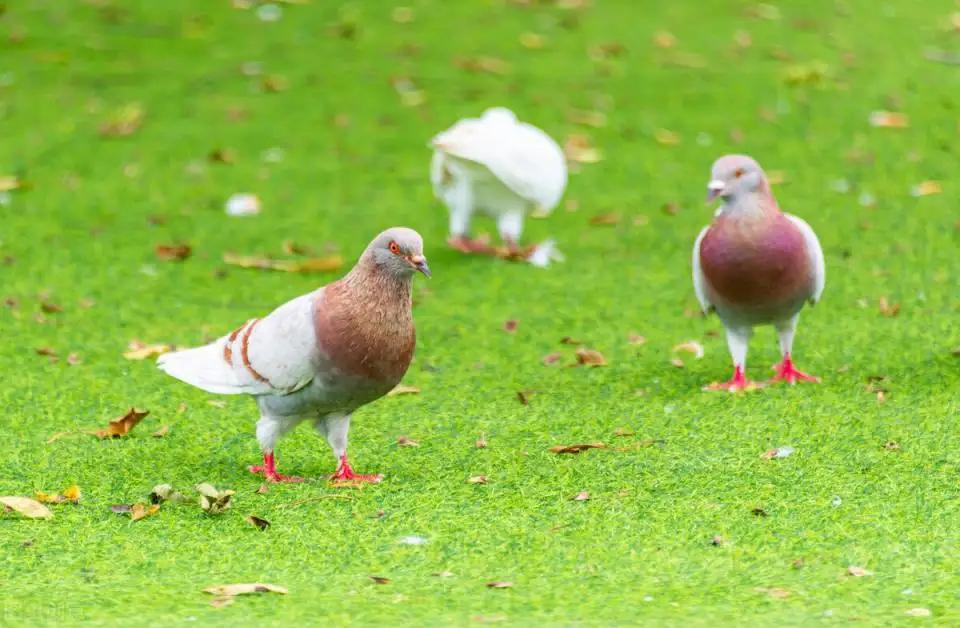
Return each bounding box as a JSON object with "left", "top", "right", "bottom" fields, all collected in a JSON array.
[{"left": 430, "top": 107, "right": 567, "bottom": 252}]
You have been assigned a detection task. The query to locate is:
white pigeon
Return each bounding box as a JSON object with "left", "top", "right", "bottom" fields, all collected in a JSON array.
[
  {"left": 429, "top": 106, "right": 567, "bottom": 256},
  {"left": 157, "top": 228, "right": 430, "bottom": 483},
  {"left": 693, "top": 154, "right": 826, "bottom": 392}
]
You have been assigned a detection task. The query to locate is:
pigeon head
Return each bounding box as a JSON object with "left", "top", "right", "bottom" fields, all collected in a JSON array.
[
  {"left": 365, "top": 227, "right": 431, "bottom": 279},
  {"left": 705, "top": 154, "right": 768, "bottom": 204}
]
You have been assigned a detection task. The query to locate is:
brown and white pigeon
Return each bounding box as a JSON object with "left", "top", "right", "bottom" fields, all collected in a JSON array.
[
  {"left": 157, "top": 227, "right": 430, "bottom": 483},
  {"left": 692, "top": 154, "right": 825, "bottom": 392}
]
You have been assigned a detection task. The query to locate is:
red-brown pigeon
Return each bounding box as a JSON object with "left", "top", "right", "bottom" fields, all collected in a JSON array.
[
  {"left": 693, "top": 155, "right": 825, "bottom": 392},
  {"left": 157, "top": 228, "right": 430, "bottom": 482}
]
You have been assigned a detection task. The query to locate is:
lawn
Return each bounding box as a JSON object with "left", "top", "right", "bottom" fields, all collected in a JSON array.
[{"left": 1, "top": 0, "right": 959, "bottom": 625}]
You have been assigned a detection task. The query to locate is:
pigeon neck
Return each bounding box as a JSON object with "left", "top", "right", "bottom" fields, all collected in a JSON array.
[
  {"left": 340, "top": 257, "right": 414, "bottom": 304},
  {"left": 719, "top": 189, "right": 779, "bottom": 220}
]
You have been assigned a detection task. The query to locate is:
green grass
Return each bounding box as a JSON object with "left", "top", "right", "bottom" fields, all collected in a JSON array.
[{"left": 2, "top": 0, "right": 959, "bottom": 625}]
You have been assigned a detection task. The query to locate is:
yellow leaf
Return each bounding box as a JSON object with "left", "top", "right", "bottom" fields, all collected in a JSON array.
[
  {"left": 203, "top": 583, "right": 289, "bottom": 596},
  {"left": 123, "top": 342, "right": 172, "bottom": 360},
  {"left": 387, "top": 384, "right": 421, "bottom": 396},
  {"left": 0, "top": 175, "right": 23, "bottom": 192},
  {"left": 0, "top": 496, "right": 54, "bottom": 519},
  {"left": 130, "top": 502, "right": 160, "bottom": 521},
  {"left": 222, "top": 253, "right": 344, "bottom": 273}
]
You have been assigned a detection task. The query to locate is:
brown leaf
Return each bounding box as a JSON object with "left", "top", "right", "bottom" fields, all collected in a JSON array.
[
  {"left": 869, "top": 111, "right": 909, "bottom": 128},
  {"left": 575, "top": 347, "right": 607, "bottom": 366},
  {"left": 549, "top": 443, "right": 606, "bottom": 454},
  {"left": 454, "top": 56, "right": 512, "bottom": 75},
  {"left": 99, "top": 103, "right": 144, "bottom": 137},
  {"left": 754, "top": 587, "right": 791, "bottom": 599},
  {"left": 571, "top": 491, "right": 590, "bottom": 501},
  {"left": 208, "top": 148, "right": 236, "bottom": 164},
  {"left": 0, "top": 496, "right": 54, "bottom": 519},
  {"left": 280, "top": 240, "right": 316, "bottom": 256},
  {"left": 589, "top": 212, "right": 621, "bottom": 226},
  {"left": 475, "top": 434, "right": 488, "bottom": 449},
  {"left": 66, "top": 352, "right": 82, "bottom": 365},
  {"left": 751, "top": 507, "right": 769, "bottom": 517},
  {"left": 614, "top": 428, "right": 634, "bottom": 437},
  {"left": 654, "top": 129, "right": 680, "bottom": 145},
  {"left": 396, "top": 436, "right": 420, "bottom": 447},
  {"left": 203, "top": 583, "right": 288, "bottom": 596},
  {"left": 912, "top": 180, "right": 941, "bottom": 197},
  {"left": 847, "top": 566, "right": 873, "bottom": 577},
  {"left": 883, "top": 440, "right": 900, "bottom": 451},
  {"left": 223, "top": 253, "right": 344, "bottom": 273},
  {"left": 40, "top": 301, "right": 62, "bottom": 314},
  {"left": 92, "top": 408, "right": 149, "bottom": 439},
  {"left": 486, "top": 581, "right": 513, "bottom": 589},
  {"left": 387, "top": 384, "right": 421, "bottom": 397},
  {"left": 369, "top": 576, "right": 391, "bottom": 585},
  {"left": 129, "top": 502, "right": 160, "bottom": 522},
  {"left": 792, "top": 558, "right": 805, "bottom": 569},
  {"left": 245, "top": 515, "right": 271, "bottom": 531},
  {"left": 255, "top": 484, "right": 269, "bottom": 495},
  {"left": 0, "top": 175, "right": 23, "bottom": 192},
  {"left": 35, "top": 347, "right": 57, "bottom": 358},
  {"left": 152, "top": 425, "right": 169, "bottom": 438},
  {"left": 710, "top": 535, "right": 725, "bottom": 546},
  {"left": 468, "top": 476, "right": 488, "bottom": 484},
  {"left": 670, "top": 358, "right": 684, "bottom": 368},
  {"left": 155, "top": 244, "right": 192, "bottom": 261},
  {"left": 878, "top": 296, "right": 900, "bottom": 317},
  {"left": 503, "top": 320, "right": 518, "bottom": 334},
  {"left": 628, "top": 333, "right": 647, "bottom": 346},
  {"left": 123, "top": 341, "right": 172, "bottom": 360},
  {"left": 432, "top": 570, "right": 454, "bottom": 577},
  {"left": 653, "top": 31, "right": 676, "bottom": 48},
  {"left": 542, "top": 352, "right": 562, "bottom": 366},
  {"left": 516, "top": 391, "right": 529, "bottom": 405},
  {"left": 262, "top": 75, "right": 289, "bottom": 92},
  {"left": 560, "top": 336, "right": 582, "bottom": 345},
  {"left": 568, "top": 109, "right": 607, "bottom": 128}
]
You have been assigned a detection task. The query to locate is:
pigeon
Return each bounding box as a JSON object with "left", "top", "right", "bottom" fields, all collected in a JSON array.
[
  {"left": 429, "top": 106, "right": 567, "bottom": 256},
  {"left": 692, "top": 154, "right": 825, "bottom": 392},
  {"left": 157, "top": 227, "right": 431, "bottom": 483}
]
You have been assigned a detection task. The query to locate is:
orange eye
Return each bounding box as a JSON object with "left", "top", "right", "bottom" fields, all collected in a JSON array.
[
  {"left": 734, "top": 168, "right": 745, "bottom": 179},
  {"left": 388, "top": 241, "right": 401, "bottom": 254}
]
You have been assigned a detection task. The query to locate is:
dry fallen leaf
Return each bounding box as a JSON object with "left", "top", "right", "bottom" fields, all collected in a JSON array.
[
  {"left": 575, "top": 347, "right": 607, "bottom": 366},
  {"left": 589, "top": 212, "right": 622, "bottom": 226},
  {"left": 152, "top": 425, "right": 169, "bottom": 438},
  {"left": 223, "top": 253, "right": 343, "bottom": 273},
  {"left": 208, "top": 148, "right": 236, "bottom": 164},
  {"left": 468, "top": 476, "right": 489, "bottom": 484},
  {"left": 710, "top": 535, "right": 725, "bottom": 546},
  {"left": 568, "top": 109, "right": 606, "bottom": 128},
  {"left": 245, "top": 515, "right": 271, "bottom": 531},
  {"left": 672, "top": 341, "right": 705, "bottom": 359},
  {"left": 486, "top": 581, "right": 513, "bottom": 589},
  {"left": 751, "top": 507, "right": 769, "bottom": 517},
  {"left": 516, "top": 391, "right": 530, "bottom": 405},
  {"left": 560, "top": 336, "right": 582, "bottom": 345},
  {"left": 0, "top": 496, "right": 54, "bottom": 519},
  {"left": 653, "top": 31, "right": 676, "bottom": 48},
  {"left": 129, "top": 502, "right": 160, "bottom": 522},
  {"left": 432, "top": 570, "right": 454, "bottom": 578},
  {"left": 904, "top": 608, "right": 931, "bottom": 617},
  {"left": 571, "top": 491, "right": 590, "bottom": 502},
  {"left": 155, "top": 244, "right": 192, "bottom": 261},
  {"left": 387, "top": 384, "right": 421, "bottom": 397},
  {"left": 198, "top": 483, "right": 236, "bottom": 515},
  {"left": 454, "top": 56, "right": 512, "bottom": 75},
  {"left": 847, "top": 566, "right": 873, "bottom": 577},
  {"left": 549, "top": 443, "right": 606, "bottom": 454},
  {"left": 123, "top": 341, "right": 172, "bottom": 360},
  {"left": 911, "top": 180, "right": 941, "bottom": 197},
  {"left": 203, "top": 583, "right": 288, "bottom": 596},
  {"left": 92, "top": 408, "right": 149, "bottom": 439},
  {"left": 670, "top": 358, "right": 685, "bottom": 369},
  {"left": 35, "top": 485, "right": 81, "bottom": 504},
  {"left": 628, "top": 333, "right": 647, "bottom": 346},
  {"left": 878, "top": 296, "right": 900, "bottom": 317},
  {"left": 100, "top": 103, "right": 144, "bottom": 137},
  {"left": 503, "top": 320, "right": 518, "bottom": 334},
  {"left": 542, "top": 352, "right": 562, "bottom": 366},
  {"left": 208, "top": 400, "right": 227, "bottom": 408},
  {"left": 654, "top": 129, "right": 680, "bottom": 145},
  {"left": 614, "top": 428, "right": 634, "bottom": 437},
  {"left": 0, "top": 175, "right": 23, "bottom": 192},
  {"left": 869, "top": 111, "right": 909, "bottom": 128},
  {"left": 369, "top": 576, "right": 391, "bottom": 585},
  {"left": 883, "top": 441, "right": 900, "bottom": 451},
  {"left": 396, "top": 436, "right": 419, "bottom": 447},
  {"left": 754, "top": 587, "right": 791, "bottom": 599},
  {"left": 564, "top": 134, "right": 603, "bottom": 164}
]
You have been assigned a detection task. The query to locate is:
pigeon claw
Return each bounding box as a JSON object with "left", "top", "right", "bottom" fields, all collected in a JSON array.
[
  {"left": 330, "top": 455, "right": 383, "bottom": 484},
  {"left": 702, "top": 365, "right": 763, "bottom": 393},
  {"left": 768, "top": 354, "right": 821, "bottom": 385},
  {"left": 248, "top": 453, "right": 306, "bottom": 483}
]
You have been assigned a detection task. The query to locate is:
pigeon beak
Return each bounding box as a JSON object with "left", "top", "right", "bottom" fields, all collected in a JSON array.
[
  {"left": 705, "top": 180, "right": 725, "bottom": 203},
  {"left": 409, "top": 254, "right": 431, "bottom": 278}
]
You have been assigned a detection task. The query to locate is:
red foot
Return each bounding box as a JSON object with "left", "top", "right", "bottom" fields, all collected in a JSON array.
[
  {"left": 330, "top": 455, "right": 383, "bottom": 484},
  {"left": 703, "top": 365, "right": 763, "bottom": 393},
  {"left": 768, "top": 353, "right": 821, "bottom": 385},
  {"left": 248, "top": 453, "right": 306, "bottom": 483}
]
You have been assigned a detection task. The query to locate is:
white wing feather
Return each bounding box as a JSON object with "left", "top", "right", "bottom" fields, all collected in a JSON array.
[
  {"left": 785, "top": 214, "right": 826, "bottom": 304},
  {"left": 692, "top": 225, "right": 713, "bottom": 314},
  {"left": 157, "top": 291, "right": 319, "bottom": 396},
  {"left": 430, "top": 109, "right": 567, "bottom": 212}
]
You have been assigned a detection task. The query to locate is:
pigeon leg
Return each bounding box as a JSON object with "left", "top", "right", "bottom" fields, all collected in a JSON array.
[
  {"left": 447, "top": 180, "right": 484, "bottom": 254},
  {"left": 250, "top": 416, "right": 305, "bottom": 482},
  {"left": 496, "top": 209, "right": 525, "bottom": 257},
  {"left": 248, "top": 452, "right": 305, "bottom": 483},
  {"left": 316, "top": 414, "right": 383, "bottom": 484},
  {"left": 769, "top": 317, "right": 820, "bottom": 385},
  {"left": 703, "top": 326, "right": 763, "bottom": 392}
]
